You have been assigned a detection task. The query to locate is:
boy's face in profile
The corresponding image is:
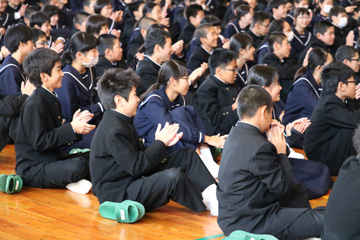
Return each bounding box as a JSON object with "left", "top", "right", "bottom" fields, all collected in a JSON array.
[
  {"left": 191, "top": 10, "right": 204, "bottom": 28},
  {"left": 42, "top": 61, "right": 63, "bottom": 92},
  {"left": 218, "top": 60, "right": 238, "bottom": 84},
  {"left": 99, "top": 24, "right": 110, "bottom": 36},
  {"left": 318, "top": 26, "right": 335, "bottom": 46},
  {"left": 277, "top": 38, "right": 291, "bottom": 59},
  {"left": 202, "top": 26, "right": 218, "bottom": 48},
  {"left": 342, "top": 76, "right": 357, "bottom": 100},
  {"left": 273, "top": 4, "right": 287, "bottom": 19},
  {"left": 109, "top": 39, "right": 123, "bottom": 62},
  {"left": 120, "top": 86, "right": 139, "bottom": 117},
  {"left": 34, "top": 35, "right": 48, "bottom": 49}
]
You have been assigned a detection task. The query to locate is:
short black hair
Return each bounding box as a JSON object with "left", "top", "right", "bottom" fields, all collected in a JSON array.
[
  {"left": 237, "top": 85, "right": 273, "bottom": 119},
  {"left": 24, "top": 6, "right": 38, "bottom": 20},
  {"left": 267, "top": 0, "right": 287, "bottom": 13},
  {"left": 97, "top": 68, "right": 140, "bottom": 109},
  {"left": 31, "top": 28, "right": 46, "bottom": 45},
  {"left": 41, "top": 4, "right": 60, "bottom": 19},
  {"left": 335, "top": 46, "right": 357, "bottom": 63},
  {"left": 29, "top": 11, "right": 49, "bottom": 28},
  {"left": 23, "top": 48, "right": 60, "bottom": 87},
  {"left": 248, "top": 65, "right": 279, "bottom": 87},
  {"left": 129, "top": 1, "right": 145, "bottom": 16},
  {"left": 313, "top": 20, "right": 333, "bottom": 37},
  {"left": 97, "top": 34, "right": 117, "bottom": 56},
  {"left": 145, "top": 27, "right": 171, "bottom": 56},
  {"left": 293, "top": 7, "right": 310, "bottom": 18},
  {"left": 73, "top": 11, "right": 90, "bottom": 27},
  {"left": 200, "top": 15, "right": 221, "bottom": 26},
  {"left": 329, "top": 5, "right": 346, "bottom": 21},
  {"left": 138, "top": 16, "right": 157, "bottom": 30},
  {"left": 194, "top": 23, "right": 213, "bottom": 44},
  {"left": 267, "top": 32, "right": 286, "bottom": 52},
  {"left": 5, "top": 24, "right": 33, "bottom": 53},
  {"left": 229, "top": 32, "right": 253, "bottom": 52},
  {"left": 142, "top": 2, "right": 159, "bottom": 16},
  {"left": 86, "top": 14, "right": 108, "bottom": 35},
  {"left": 251, "top": 11, "right": 270, "bottom": 28},
  {"left": 235, "top": 4, "right": 251, "bottom": 18},
  {"left": 209, "top": 48, "right": 238, "bottom": 74},
  {"left": 268, "top": 19, "right": 286, "bottom": 34},
  {"left": 94, "top": 0, "right": 111, "bottom": 14},
  {"left": 184, "top": 4, "right": 203, "bottom": 21},
  {"left": 321, "top": 62, "right": 355, "bottom": 94}
]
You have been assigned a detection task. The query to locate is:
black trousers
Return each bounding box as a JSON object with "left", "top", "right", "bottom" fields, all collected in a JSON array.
[
  {"left": 126, "top": 148, "right": 217, "bottom": 212},
  {"left": 24, "top": 152, "right": 90, "bottom": 188},
  {"left": 276, "top": 207, "right": 325, "bottom": 240}
]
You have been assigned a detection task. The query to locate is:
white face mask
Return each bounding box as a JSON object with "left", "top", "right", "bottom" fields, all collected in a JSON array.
[
  {"left": 338, "top": 17, "right": 348, "bottom": 28},
  {"left": 287, "top": 31, "right": 294, "bottom": 42},
  {"left": 323, "top": 4, "right": 333, "bottom": 14},
  {"left": 82, "top": 55, "right": 99, "bottom": 68}
]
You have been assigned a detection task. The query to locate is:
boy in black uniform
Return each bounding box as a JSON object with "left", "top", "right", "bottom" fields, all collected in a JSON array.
[
  {"left": 90, "top": 68, "right": 218, "bottom": 215},
  {"left": 15, "top": 48, "right": 96, "bottom": 192}
]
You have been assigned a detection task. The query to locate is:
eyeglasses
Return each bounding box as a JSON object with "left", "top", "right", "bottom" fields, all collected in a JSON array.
[
  {"left": 260, "top": 24, "right": 269, "bottom": 28},
  {"left": 220, "top": 67, "right": 239, "bottom": 73},
  {"left": 349, "top": 58, "right": 360, "bottom": 62},
  {"left": 345, "top": 80, "right": 357, "bottom": 84},
  {"left": 35, "top": 41, "right": 47, "bottom": 47}
]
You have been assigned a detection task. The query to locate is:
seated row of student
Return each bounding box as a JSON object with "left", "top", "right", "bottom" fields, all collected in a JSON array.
[
  {"left": 217, "top": 85, "right": 325, "bottom": 240},
  {"left": 90, "top": 67, "right": 219, "bottom": 216},
  {"left": 304, "top": 62, "right": 360, "bottom": 176},
  {"left": 0, "top": 81, "right": 35, "bottom": 152},
  {"left": 284, "top": 48, "right": 333, "bottom": 125},
  {"left": 260, "top": 32, "right": 308, "bottom": 102},
  {"left": 15, "top": 48, "right": 96, "bottom": 192},
  {"left": 322, "top": 125, "right": 360, "bottom": 239},
  {"left": 0, "top": 24, "right": 33, "bottom": 96},
  {"left": 222, "top": 4, "right": 253, "bottom": 40},
  {"left": 194, "top": 49, "right": 240, "bottom": 136},
  {"left": 134, "top": 60, "right": 224, "bottom": 178}
]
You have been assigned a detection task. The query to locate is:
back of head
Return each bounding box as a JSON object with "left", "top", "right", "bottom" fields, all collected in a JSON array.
[
  {"left": 209, "top": 48, "right": 238, "bottom": 74},
  {"left": 24, "top": 6, "right": 38, "bottom": 20},
  {"left": 313, "top": 20, "right": 332, "bottom": 37},
  {"left": 200, "top": 15, "right": 221, "bottom": 26},
  {"left": 268, "top": 19, "right": 285, "bottom": 34},
  {"left": 23, "top": 48, "right": 60, "bottom": 87},
  {"left": 335, "top": 45, "right": 357, "bottom": 63},
  {"left": 41, "top": 4, "right": 60, "bottom": 19},
  {"left": 61, "top": 31, "right": 99, "bottom": 67},
  {"left": 97, "top": 34, "right": 117, "bottom": 56},
  {"left": 138, "top": 16, "right": 157, "bottom": 30},
  {"left": 73, "top": 12, "right": 90, "bottom": 26},
  {"left": 267, "top": 0, "right": 286, "bottom": 13},
  {"left": 31, "top": 28, "right": 46, "bottom": 43},
  {"left": 248, "top": 65, "right": 279, "bottom": 87},
  {"left": 229, "top": 32, "right": 253, "bottom": 52},
  {"left": 5, "top": 24, "right": 33, "bottom": 53},
  {"left": 307, "top": 48, "right": 330, "bottom": 73},
  {"left": 142, "top": 2, "right": 158, "bottom": 16},
  {"left": 194, "top": 23, "right": 212, "bottom": 44},
  {"left": 235, "top": 4, "right": 251, "bottom": 18},
  {"left": 94, "top": 0, "right": 111, "bottom": 14},
  {"left": 129, "top": 1, "right": 145, "bottom": 16},
  {"left": 237, "top": 85, "right": 273, "bottom": 119},
  {"left": 97, "top": 68, "right": 140, "bottom": 110},
  {"left": 267, "top": 32, "right": 286, "bottom": 52},
  {"left": 251, "top": 11, "right": 270, "bottom": 28},
  {"left": 329, "top": 5, "right": 346, "bottom": 20},
  {"left": 144, "top": 27, "right": 171, "bottom": 56},
  {"left": 321, "top": 62, "right": 355, "bottom": 94},
  {"left": 86, "top": 14, "right": 108, "bottom": 35},
  {"left": 30, "top": 11, "right": 49, "bottom": 28},
  {"left": 185, "top": 4, "right": 203, "bottom": 21}
]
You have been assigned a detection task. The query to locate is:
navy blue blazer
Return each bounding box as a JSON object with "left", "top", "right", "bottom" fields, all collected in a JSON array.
[
  {"left": 283, "top": 71, "right": 321, "bottom": 125},
  {"left": 55, "top": 64, "right": 103, "bottom": 123},
  {"left": 134, "top": 87, "right": 205, "bottom": 154},
  {"left": 291, "top": 28, "right": 312, "bottom": 61},
  {"left": 0, "top": 55, "right": 25, "bottom": 96}
]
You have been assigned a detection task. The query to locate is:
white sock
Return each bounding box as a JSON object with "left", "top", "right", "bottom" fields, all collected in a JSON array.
[
  {"left": 66, "top": 179, "right": 92, "bottom": 194},
  {"left": 202, "top": 184, "right": 218, "bottom": 216},
  {"left": 199, "top": 154, "right": 219, "bottom": 179}
]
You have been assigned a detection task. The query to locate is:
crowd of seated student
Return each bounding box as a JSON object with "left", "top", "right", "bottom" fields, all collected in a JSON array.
[{"left": 1, "top": 0, "right": 360, "bottom": 238}]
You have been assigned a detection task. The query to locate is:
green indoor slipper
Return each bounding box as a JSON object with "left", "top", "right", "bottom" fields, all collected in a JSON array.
[
  {"left": 0, "top": 174, "right": 23, "bottom": 194},
  {"left": 69, "top": 148, "right": 90, "bottom": 154},
  {"left": 222, "top": 230, "right": 278, "bottom": 240},
  {"left": 99, "top": 200, "right": 145, "bottom": 223}
]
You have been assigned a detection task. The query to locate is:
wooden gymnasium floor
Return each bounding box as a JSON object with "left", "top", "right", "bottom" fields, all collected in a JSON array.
[{"left": 0, "top": 145, "right": 330, "bottom": 240}]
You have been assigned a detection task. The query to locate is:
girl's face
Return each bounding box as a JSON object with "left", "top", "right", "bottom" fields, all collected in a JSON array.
[
  {"left": 148, "top": 5, "right": 162, "bottom": 23},
  {"left": 99, "top": 24, "right": 110, "bottom": 35},
  {"left": 100, "top": 3, "right": 113, "bottom": 18},
  {"left": 264, "top": 79, "right": 282, "bottom": 102},
  {"left": 50, "top": 14, "right": 59, "bottom": 26},
  {"left": 295, "top": 13, "right": 311, "bottom": 28},
  {"left": 295, "top": 0, "right": 309, "bottom": 8},
  {"left": 241, "top": 44, "right": 255, "bottom": 61},
  {"left": 0, "top": 0, "right": 7, "bottom": 12},
  {"left": 172, "top": 76, "right": 190, "bottom": 96}
]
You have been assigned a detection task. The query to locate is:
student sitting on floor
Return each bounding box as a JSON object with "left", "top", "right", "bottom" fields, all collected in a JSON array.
[
  {"left": 217, "top": 85, "right": 325, "bottom": 240},
  {"left": 134, "top": 60, "right": 224, "bottom": 178},
  {"left": 90, "top": 68, "right": 219, "bottom": 216},
  {"left": 15, "top": 48, "right": 95, "bottom": 193},
  {"left": 0, "top": 24, "right": 33, "bottom": 96},
  {"left": 304, "top": 62, "right": 360, "bottom": 176},
  {"left": 94, "top": 34, "right": 124, "bottom": 77},
  {"left": 322, "top": 125, "right": 360, "bottom": 239},
  {"left": 284, "top": 48, "right": 333, "bottom": 125},
  {"left": 194, "top": 48, "right": 240, "bottom": 136}
]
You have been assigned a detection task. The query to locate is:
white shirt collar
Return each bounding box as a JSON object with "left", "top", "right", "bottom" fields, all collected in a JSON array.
[
  {"left": 214, "top": 75, "right": 228, "bottom": 85},
  {"left": 41, "top": 86, "right": 58, "bottom": 98},
  {"left": 201, "top": 45, "right": 214, "bottom": 55},
  {"left": 146, "top": 55, "right": 162, "bottom": 68}
]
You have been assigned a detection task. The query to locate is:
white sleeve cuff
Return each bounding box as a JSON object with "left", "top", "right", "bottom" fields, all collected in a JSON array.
[{"left": 14, "top": 12, "right": 21, "bottom": 20}]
